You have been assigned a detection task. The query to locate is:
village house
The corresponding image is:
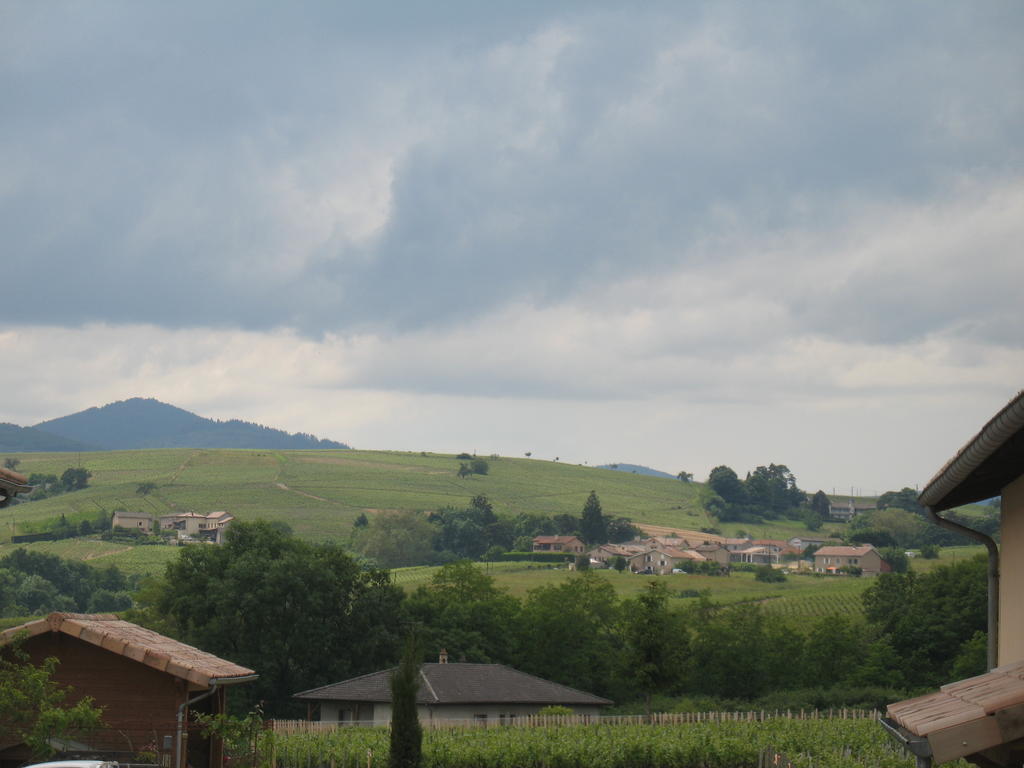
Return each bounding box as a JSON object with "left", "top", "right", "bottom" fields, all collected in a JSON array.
[
  {"left": 159, "top": 511, "right": 235, "bottom": 543},
  {"left": 294, "top": 656, "right": 610, "bottom": 725},
  {"left": 0, "top": 612, "right": 256, "bottom": 768},
  {"left": 629, "top": 546, "right": 705, "bottom": 575},
  {"left": 587, "top": 542, "right": 643, "bottom": 568},
  {"left": 884, "top": 390, "right": 1024, "bottom": 767},
  {"left": 787, "top": 535, "right": 834, "bottom": 551},
  {"left": 827, "top": 498, "right": 874, "bottom": 522},
  {"left": 694, "top": 543, "right": 731, "bottom": 567},
  {"left": 531, "top": 535, "right": 586, "bottom": 554},
  {"left": 111, "top": 509, "right": 156, "bottom": 533},
  {"left": 813, "top": 544, "right": 890, "bottom": 576}
]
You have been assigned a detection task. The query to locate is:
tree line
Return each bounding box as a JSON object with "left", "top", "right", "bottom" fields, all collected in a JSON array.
[
  {"left": 350, "top": 493, "right": 638, "bottom": 568},
  {"left": 0, "top": 549, "right": 133, "bottom": 616},
  {"left": 125, "top": 520, "right": 987, "bottom": 718}
]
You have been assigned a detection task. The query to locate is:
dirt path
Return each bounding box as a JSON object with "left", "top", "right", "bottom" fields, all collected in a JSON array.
[{"left": 274, "top": 481, "right": 331, "bottom": 503}]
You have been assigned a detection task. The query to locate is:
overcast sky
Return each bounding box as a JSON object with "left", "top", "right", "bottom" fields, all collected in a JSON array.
[{"left": 2, "top": 1, "right": 1023, "bottom": 494}]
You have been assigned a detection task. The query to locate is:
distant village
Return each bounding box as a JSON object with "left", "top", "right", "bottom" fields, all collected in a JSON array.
[{"left": 111, "top": 508, "right": 234, "bottom": 544}]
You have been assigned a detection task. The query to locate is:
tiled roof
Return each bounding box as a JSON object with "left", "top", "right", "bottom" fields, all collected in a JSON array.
[
  {"left": 814, "top": 545, "right": 875, "bottom": 557},
  {"left": 533, "top": 536, "right": 582, "bottom": 544},
  {"left": 887, "top": 659, "right": 1024, "bottom": 763},
  {"left": 294, "top": 663, "right": 611, "bottom": 706},
  {"left": 0, "top": 613, "right": 256, "bottom": 688},
  {"left": 0, "top": 467, "right": 32, "bottom": 496}
]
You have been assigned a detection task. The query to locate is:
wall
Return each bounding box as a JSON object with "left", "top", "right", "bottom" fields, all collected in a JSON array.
[
  {"left": 317, "top": 701, "right": 604, "bottom": 725},
  {"left": 999, "top": 474, "right": 1024, "bottom": 665}
]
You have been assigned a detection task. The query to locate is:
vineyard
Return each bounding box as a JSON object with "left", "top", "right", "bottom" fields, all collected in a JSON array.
[
  {"left": 259, "top": 718, "right": 968, "bottom": 768},
  {"left": 759, "top": 592, "right": 865, "bottom": 622}
]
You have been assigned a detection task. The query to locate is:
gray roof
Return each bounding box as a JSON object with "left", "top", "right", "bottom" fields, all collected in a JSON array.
[{"left": 294, "top": 663, "right": 611, "bottom": 706}]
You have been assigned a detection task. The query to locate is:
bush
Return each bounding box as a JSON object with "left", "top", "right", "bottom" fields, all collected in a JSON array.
[{"left": 754, "top": 565, "right": 786, "bottom": 583}]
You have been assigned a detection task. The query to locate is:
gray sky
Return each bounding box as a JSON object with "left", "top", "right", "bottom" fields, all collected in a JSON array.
[{"left": 2, "top": 1, "right": 1022, "bottom": 494}]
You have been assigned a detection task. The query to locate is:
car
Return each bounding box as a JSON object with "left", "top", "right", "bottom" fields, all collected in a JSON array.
[{"left": 22, "top": 761, "right": 118, "bottom": 768}]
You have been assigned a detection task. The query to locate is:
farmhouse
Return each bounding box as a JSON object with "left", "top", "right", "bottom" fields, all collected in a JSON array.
[
  {"left": 111, "top": 509, "right": 156, "bottom": 533},
  {"left": 813, "top": 544, "right": 890, "bottom": 576},
  {"left": 294, "top": 658, "right": 611, "bottom": 725},
  {"left": 629, "top": 546, "right": 704, "bottom": 575},
  {"left": 884, "top": 390, "right": 1024, "bottom": 766},
  {"left": 531, "top": 535, "right": 585, "bottom": 554},
  {"left": 0, "top": 612, "right": 256, "bottom": 768}
]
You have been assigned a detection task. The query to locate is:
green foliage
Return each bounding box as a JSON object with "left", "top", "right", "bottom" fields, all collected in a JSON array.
[
  {"left": 612, "top": 555, "right": 627, "bottom": 572},
  {"left": 580, "top": 491, "right": 606, "bottom": 545},
  {"left": 919, "top": 543, "right": 939, "bottom": 559},
  {"left": 536, "top": 705, "right": 573, "bottom": 715},
  {"left": 810, "top": 490, "right": 830, "bottom": 520},
  {"left": 389, "top": 636, "right": 423, "bottom": 768},
  {"left": 266, "top": 718, "right": 928, "bottom": 768},
  {"left": 406, "top": 561, "right": 519, "bottom": 664},
  {"left": 879, "top": 547, "right": 908, "bottom": 573},
  {"left": 619, "top": 582, "right": 687, "bottom": 713},
  {"left": 862, "top": 555, "right": 986, "bottom": 688},
  {"left": 470, "top": 458, "right": 489, "bottom": 476},
  {"left": 755, "top": 565, "right": 786, "bottom": 583},
  {"left": 194, "top": 706, "right": 268, "bottom": 768},
  {"left": 677, "top": 471, "right": 693, "bottom": 482},
  {"left": 4, "top": 458, "right": 20, "bottom": 471},
  {"left": 355, "top": 511, "right": 438, "bottom": 568},
  {"left": 517, "top": 572, "right": 621, "bottom": 699},
  {"left": 135, "top": 481, "right": 157, "bottom": 495},
  {"left": 150, "top": 520, "right": 405, "bottom": 714},
  {"left": 59, "top": 467, "right": 91, "bottom": 492},
  {"left": 0, "top": 548, "right": 131, "bottom": 617},
  {"left": 876, "top": 487, "right": 923, "bottom": 515},
  {"left": 0, "top": 641, "right": 104, "bottom": 758}
]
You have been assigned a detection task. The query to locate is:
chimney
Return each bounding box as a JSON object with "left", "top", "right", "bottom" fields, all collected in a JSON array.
[{"left": 439, "top": 648, "right": 448, "bottom": 664}]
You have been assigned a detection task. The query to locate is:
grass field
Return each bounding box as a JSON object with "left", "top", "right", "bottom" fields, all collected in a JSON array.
[{"left": 2, "top": 448, "right": 712, "bottom": 542}]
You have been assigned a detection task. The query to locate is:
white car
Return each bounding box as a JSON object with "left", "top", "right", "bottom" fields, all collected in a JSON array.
[{"left": 23, "top": 761, "right": 118, "bottom": 768}]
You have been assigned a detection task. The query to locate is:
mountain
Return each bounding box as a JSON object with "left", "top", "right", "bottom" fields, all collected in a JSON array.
[
  {"left": 28, "top": 398, "right": 350, "bottom": 451},
  {"left": 597, "top": 463, "right": 676, "bottom": 479},
  {"left": 0, "top": 423, "right": 98, "bottom": 453}
]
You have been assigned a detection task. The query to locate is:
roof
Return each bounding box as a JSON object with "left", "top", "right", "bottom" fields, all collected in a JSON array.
[
  {"left": 532, "top": 536, "right": 583, "bottom": 544},
  {"left": 814, "top": 545, "right": 876, "bottom": 557},
  {"left": 919, "top": 390, "right": 1024, "bottom": 512},
  {"left": 0, "top": 613, "right": 256, "bottom": 688},
  {"left": 887, "top": 659, "right": 1024, "bottom": 763},
  {"left": 294, "top": 663, "right": 611, "bottom": 706},
  {"left": 0, "top": 467, "right": 32, "bottom": 497}
]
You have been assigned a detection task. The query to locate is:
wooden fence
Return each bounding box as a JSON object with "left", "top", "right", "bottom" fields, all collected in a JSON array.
[{"left": 269, "top": 709, "right": 880, "bottom": 733}]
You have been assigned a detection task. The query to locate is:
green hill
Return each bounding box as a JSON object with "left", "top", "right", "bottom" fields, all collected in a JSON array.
[{"left": 1, "top": 448, "right": 712, "bottom": 542}]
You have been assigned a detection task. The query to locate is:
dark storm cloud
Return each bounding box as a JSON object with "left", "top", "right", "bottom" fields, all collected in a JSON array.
[{"left": 2, "top": 1, "right": 1022, "bottom": 343}]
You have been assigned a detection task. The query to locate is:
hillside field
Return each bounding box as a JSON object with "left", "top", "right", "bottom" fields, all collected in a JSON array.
[{"left": 2, "top": 448, "right": 714, "bottom": 541}]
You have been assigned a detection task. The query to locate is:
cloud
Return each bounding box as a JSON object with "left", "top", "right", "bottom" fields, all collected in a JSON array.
[{"left": 3, "top": 1, "right": 1022, "bottom": 336}]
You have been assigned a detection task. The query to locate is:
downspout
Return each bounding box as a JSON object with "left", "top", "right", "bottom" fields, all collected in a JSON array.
[
  {"left": 177, "top": 682, "right": 220, "bottom": 768},
  {"left": 925, "top": 506, "right": 999, "bottom": 670}
]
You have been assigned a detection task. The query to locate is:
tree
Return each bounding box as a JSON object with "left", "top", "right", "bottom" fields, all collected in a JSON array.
[
  {"left": 389, "top": 636, "right": 423, "bottom": 768},
  {"left": 810, "top": 490, "right": 831, "bottom": 520},
  {"left": 355, "top": 511, "right": 437, "bottom": 568},
  {"left": 405, "top": 561, "right": 519, "bottom": 664},
  {"left": 707, "top": 466, "right": 746, "bottom": 505},
  {"left": 59, "top": 467, "right": 91, "bottom": 492},
  {"left": 612, "top": 556, "right": 627, "bottom": 572},
  {"left": 3, "top": 458, "right": 19, "bottom": 471},
  {"left": 744, "top": 464, "right": 804, "bottom": 517},
  {"left": 457, "top": 463, "right": 472, "bottom": 479},
  {"left": 517, "top": 572, "right": 621, "bottom": 699},
  {"left": 470, "top": 458, "right": 489, "bottom": 476},
  {"left": 0, "top": 642, "right": 104, "bottom": 758},
  {"left": 152, "top": 520, "right": 406, "bottom": 714},
  {"left": 136, "top": 482, "right": 157, "bottom": 495},
  {"left": 876, "top": 487, "right": 924, "bottom": 516},
  {"left": 618, "top": 582, "right": 687, "bottom": 716},
  {"left": 580, "top": 491, "right": 607, "bottom": 545},
  {"left": 676, "top": 471, "right": 693, "bottom": 483}
]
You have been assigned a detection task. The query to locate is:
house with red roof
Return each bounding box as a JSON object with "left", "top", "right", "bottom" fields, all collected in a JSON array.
[
  {"left": 813, "top": 544, "right": 890, "bottom": 576},
  {"left": 0, "top": 613, "right": 256, "bottom": 768}
]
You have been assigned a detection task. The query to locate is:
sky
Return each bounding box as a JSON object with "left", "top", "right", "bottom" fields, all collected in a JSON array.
[{"left": 2, "top": 1, "right": 1023, "bottom": 495}]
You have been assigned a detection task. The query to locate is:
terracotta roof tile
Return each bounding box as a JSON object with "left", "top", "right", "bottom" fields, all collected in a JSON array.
[{"left": 0, "top": 613, "right": 256, "bottom": 688}]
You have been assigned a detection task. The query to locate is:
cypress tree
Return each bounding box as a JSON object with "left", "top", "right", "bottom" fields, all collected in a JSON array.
[{"left": 389, "top": 636, "right": 422, "bottom": 768}]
